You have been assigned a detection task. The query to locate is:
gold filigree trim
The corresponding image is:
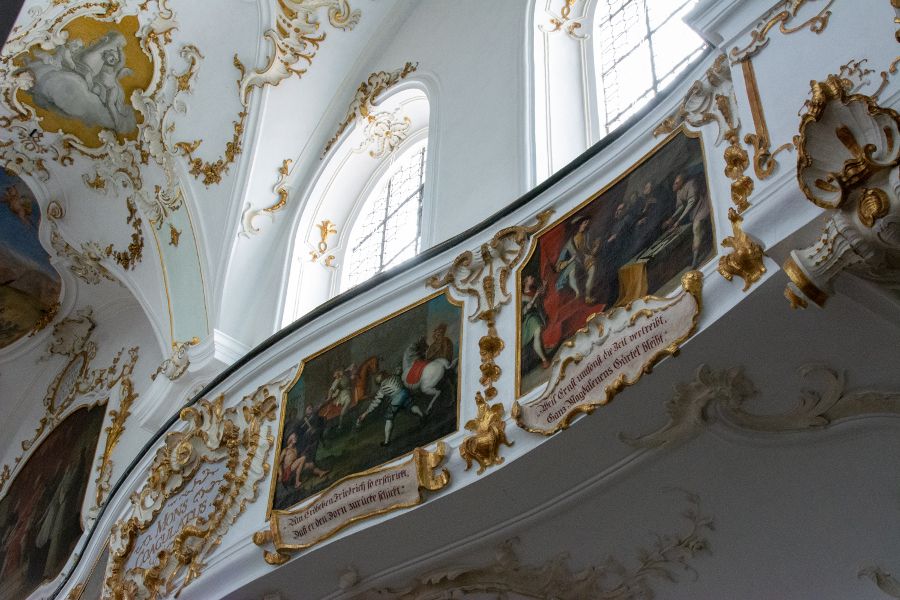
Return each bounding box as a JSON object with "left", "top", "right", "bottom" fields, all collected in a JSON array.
[
  {"left": 237, "top": 0, "right": 360, "bottom": 105},
  {"left": 323, "top": 62, "right": 418, "bottom": 157},
  {"left": 94, "top": 352, "right": 139, "bottom": 505},
  {"left": 717, "top": 208, "right": 767, "bottom": 291},
  {"left": 783, "top": 256, "right": 828, "bottom": 307},
  {"left": 174, "top": 108, "right": 248, "bottom": 186},
  {"left": 730, "top": 0, "right": 834, "bottom": 63},
  {"left": 104, "top": 196, "right": 144, "bottom": 270},
  {"left": 540, "top": 0, "right": 587, "bottom": 40},
  {"left": 309, "top": 218, "right": 337, "bottom": 266},
  {"left": 459, "top": 391, "right": 513, "bottom": 474},
  {"left": 263, "top": 158, "right": 291, "bottom": 213},
  {"left": 105, "top": 385, "right": 277, "bottom": 598},
  {"left": 740, "top": 58, "right": 794, "bottom": 180}
]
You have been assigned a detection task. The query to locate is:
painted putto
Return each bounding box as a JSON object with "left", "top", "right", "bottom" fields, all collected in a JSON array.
[{"left": 272, "top": 292, "right": 462, "bottom": 512}]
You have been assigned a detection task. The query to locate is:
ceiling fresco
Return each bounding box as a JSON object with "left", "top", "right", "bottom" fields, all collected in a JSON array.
[{"left": 0, "top": 170, "right": 60, "bottom": 348}]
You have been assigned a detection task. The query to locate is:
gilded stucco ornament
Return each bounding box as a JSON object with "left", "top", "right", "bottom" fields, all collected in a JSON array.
[
  {"left": 621, "top": 364, "right": 900, "bottom": 449},
  {"left": 103, "top": 383, "right": 278, "bottom": 599},
  {"left": 0, "top": 308, "right": 140, "bottom": 499},
  {"left": 717, "top": 207, "right": 767, "bottom": 291},
  {"left": 654, "top": 55, "right": 753, "bottom": 212},
  {"left": 241, "top": 158, "right": 292, "bottom": 236},
  {"left": 428, "top": 211, "right": 552, "bottom": 473},
  {"left": 309, "top": 218, "right": 338, "bottom": 266},
  {"left": 729, "top": 0, "right": 834, "bottom": 63},
  {"left": 237, "top": 0, "right": 361, "bottom": 105},
  {"left": 355, "top": 490, "right": 713, "bottom": 599},
  {"left": 784, "top": 74, "right": 900, "bottom": 307},
  {"left": 539, "top": 0, "right": 587, "bottom": 40},
  {"left": 150, "top": 337, "right": 199, "bottom": 382},
  {"left": 323, "top": 62, "right": 419, "bottom": 158}
]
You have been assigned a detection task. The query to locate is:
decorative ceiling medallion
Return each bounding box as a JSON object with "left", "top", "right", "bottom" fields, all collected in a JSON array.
[
  {"left": 323, "top": 62, "right": 418, "bottom": 158},
  {"left": 103, "top": 385, "right": 278, "bottom": 599},
  {"left": 513, "top": 271, "right": 703, "bottom": 435},
  {"left": 8, "top": 13, "right": 153, "bottom": 148}
]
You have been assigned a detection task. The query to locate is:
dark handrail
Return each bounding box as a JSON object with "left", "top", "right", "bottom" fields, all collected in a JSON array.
[{"left": 50, "top": 46, "right": 713, "bottom": 598}]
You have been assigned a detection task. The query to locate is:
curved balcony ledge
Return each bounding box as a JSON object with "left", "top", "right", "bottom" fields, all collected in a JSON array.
[{"left": 46, "top": 3, "right": 900, "bottom": 596}]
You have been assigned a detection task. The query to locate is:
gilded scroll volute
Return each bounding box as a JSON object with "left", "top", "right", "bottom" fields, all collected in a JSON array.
[{"left": 786, "top": 75, "right": 900, "bottom": 307}]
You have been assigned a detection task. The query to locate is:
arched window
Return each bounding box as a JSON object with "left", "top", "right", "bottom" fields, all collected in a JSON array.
[
  {"left": 281, "top": 84, "right": 432, "bottom": 324},
  {"left": 593, "top": 0, "right": 705, "bottom": 134},
  {"left": 532, "top": 0, "right": 705, "bottom": 182},
  {"left": 342, "top": 140, "right": 427, "bottom": 291}
]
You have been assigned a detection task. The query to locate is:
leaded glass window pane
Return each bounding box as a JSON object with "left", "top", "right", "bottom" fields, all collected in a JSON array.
[
  {"left": 343, "top": 143, "right": 426, "bottom": 290},
  {"left": 595, "top": 0, "right": 705, "bottom": 135}
]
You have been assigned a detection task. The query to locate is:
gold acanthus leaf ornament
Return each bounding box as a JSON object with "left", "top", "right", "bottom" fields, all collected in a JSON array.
[{"left": 717, "top": 208, "right": 767, "bottom": 291}]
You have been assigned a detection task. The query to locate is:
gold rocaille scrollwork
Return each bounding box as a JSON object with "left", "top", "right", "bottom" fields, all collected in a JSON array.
[
  {"left": 540, "top": 0, "right": 588, "bottom": 40},
  {"left": 310, "top": 219, "right": 338, "bottom": 266},
  {"left": 729, "top": 0, "right": 834, "bottom": 63},
  {"left": 103, "top": 385, "right": 277, "bottom": 599},
  {"left": 323, "top": 62, "right": 418, "bottom": 157},
  {"left": 717, "top": 208, "right": 767, "bottom": 291},
  {"left": 237, "top": 0, "right": 361, "bottom": 106},
  {"left": 428, "top": 210, "right": 552, "bottom": 473},
  {"left": 740, "top": 58, "right": 795, "bottom": 181}
]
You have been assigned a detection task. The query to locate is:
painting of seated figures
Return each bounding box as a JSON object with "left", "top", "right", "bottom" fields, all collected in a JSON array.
[
  {"left": 518, "top": 130, "right": 714, "bottom": 395},
  {"left": 0, "top": 404, "right": 105, "bottom": 600},
  {"left": 0, "top": 171, "right": 61, "bottom": 349},
  {"left": 271, "top": 292, "right": 462, "bottom": 512}
]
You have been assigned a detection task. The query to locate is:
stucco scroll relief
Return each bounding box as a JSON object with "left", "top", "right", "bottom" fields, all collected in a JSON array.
[
  {"left": 428, "top": 210, "right": 553, "bottom": 474},
  {"left": 103, "top": 383, "right": 278, "bottom": 599},
  {"left": 352, "top": 489, "right": 712, "bottom": 599},
  {"left": 729, "top": 0, "right": 834, "bottom": 63},
  {"left": 621, "top": 364, "right": 900, "bottom": 449},
  {"left": 0, "top": 307, "right": 140, "bottom": 513},
  {"left": 253, "top": 442, "right": 449, "bottom": 565},
  {"left": 237, "top": 0, "right": 361, "bottom": 105},
  {"left": 514, "top": 271, "right": 702, "bottom": 435},
  {"left": 783, "top": 74, "right": 900, "bottom": 308}
]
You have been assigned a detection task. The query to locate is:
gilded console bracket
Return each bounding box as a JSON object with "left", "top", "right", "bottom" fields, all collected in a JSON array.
[{"left": 717, "top": 208, "right": 767, "bottom": 291}]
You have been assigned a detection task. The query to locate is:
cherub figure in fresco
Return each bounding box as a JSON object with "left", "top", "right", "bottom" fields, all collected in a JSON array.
[
  {"left": 521, "top": 274, "right": 551, "bottom": 370},
  {"left": 1, "top": 184, "right": 33, "bottom": 228},
  {"left": 22, "top": 31, "right": 137, "bottom": 133},
  {"left": 555, "top": 215, "right": 602, "bottom": 304}
]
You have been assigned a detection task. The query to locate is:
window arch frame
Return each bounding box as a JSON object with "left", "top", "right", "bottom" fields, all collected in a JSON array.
[{"left": 280, "top": 77, "right": 439, "bottom": 325}]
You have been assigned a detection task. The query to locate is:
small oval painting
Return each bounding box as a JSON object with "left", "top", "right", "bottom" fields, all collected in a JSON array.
[{"left": 0, "top": 170, "right": 61, "bottom": 348}]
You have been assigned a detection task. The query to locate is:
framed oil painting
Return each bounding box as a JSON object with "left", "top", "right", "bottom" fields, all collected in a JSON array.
[
  {"left": 0, "top": 403, "right": 105, "bottom": 600},
  {"left": 0, "top": 171, "right": 61, "bottom": 349},
  {"left": 270, "top": 291, "right": 463, "bottom": 513},
  {"left": 517, "top": 129, "right": 715, "bottom": 396}
]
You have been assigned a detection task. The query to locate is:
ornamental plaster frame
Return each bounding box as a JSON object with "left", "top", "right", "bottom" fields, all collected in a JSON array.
[{"left": 102, "top": 383, "right": 278, "bottom": 600}]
